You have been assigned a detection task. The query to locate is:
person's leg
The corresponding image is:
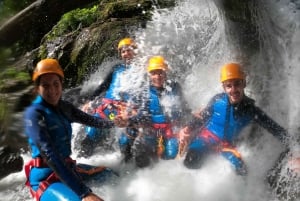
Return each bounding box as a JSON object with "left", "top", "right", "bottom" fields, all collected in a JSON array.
[
  {"left": 77, "top": 163, "right": 119, "bottom": 184},
  {"left": 118, "top": 128, "right": 138, "bottom": 162},
  {"left": 163, "top": 137, "right": 179, "bottom": 159},
  {"left": 40, "top": 182, "right": 81, "bottom": 201},
  {"left": 80, "top": 113, "right": 104, "bottom": 157},
  {"left": 221, "top": 150, "right": 247, "bottom": 175},
  {"left": 184, "top": 137, "right": 210, "bottom": 169},
  {"left": 133, "top": 135, "right": 157, "bottom": 168}
]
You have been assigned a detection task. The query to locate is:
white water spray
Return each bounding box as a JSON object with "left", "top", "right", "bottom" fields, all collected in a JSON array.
[{"left": 1, "top": 0, "right": 299, "bottom": 200}]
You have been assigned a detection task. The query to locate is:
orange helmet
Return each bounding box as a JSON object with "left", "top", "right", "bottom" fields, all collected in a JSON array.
[
  {"left": 220, "top": 63, "right": 245, "bottom": 82},
  {"left": 32, "top": 58, "right": 64, "bottom": 81},
  {"left": 147, "top": 56, "right": 168, "bottom": 72},
  {"left": 117, "top": 38, "right": 137, "bottom": 50}
]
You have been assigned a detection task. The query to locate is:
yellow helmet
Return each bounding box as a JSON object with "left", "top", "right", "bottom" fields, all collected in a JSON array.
[
  {"left": 220, "top": 63, "right": 245, "bottom": 82},
  {"left": 147, "top": 56, "right": 168, "bottom": 72},
  {"left": 32, "top": 58, "right": 64, "bottom": 81},
  {"left": 117, "top": 38, "right": 137, "bottom": 50}
]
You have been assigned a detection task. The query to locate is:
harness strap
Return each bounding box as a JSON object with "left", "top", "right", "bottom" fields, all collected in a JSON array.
[
  {"left": 200, "top": 128, "right": 242, "bottom": 159},
  {"left": 152, "top": 123, "right": 173, "bottom": 139},
  {"left": 157, "top": 135, "right": 165, "bottom": 157},
  {"left": 33, "top": 172, "right": 59, "bottom": 201},
  {"left": 25, "top": 157, "right": 75, "bottom": 201},
  {"left": 95, "top": 98, "right": 127, "bottom": 120}
]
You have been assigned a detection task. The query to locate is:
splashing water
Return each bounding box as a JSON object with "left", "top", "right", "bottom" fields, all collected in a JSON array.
[{"left": 1, "top": 0, "right": 299, "bottom": 200}]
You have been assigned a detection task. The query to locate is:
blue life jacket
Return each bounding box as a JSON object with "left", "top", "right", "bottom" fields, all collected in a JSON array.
[
  {"left": 148, "top": 83, "right": 183, "bottom": 124},
  {"left": 205, "top": 93, "right": 252, "bottom": 142},
  {"left": 104, "top": 63, "right": 130, "bottom": 101}
]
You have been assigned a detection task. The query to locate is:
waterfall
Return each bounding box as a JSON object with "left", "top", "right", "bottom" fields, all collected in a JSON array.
[{"left": 0, "top": 0, "right": 299, "bottom": 200}]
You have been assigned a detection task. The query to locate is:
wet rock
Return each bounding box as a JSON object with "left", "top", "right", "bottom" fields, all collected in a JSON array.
[{"left": 0, "top": 146, "right": 24, "bottom": 180}]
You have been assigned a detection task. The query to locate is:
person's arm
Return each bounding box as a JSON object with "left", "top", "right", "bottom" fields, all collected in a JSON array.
[
  {"left": 59, "top": 100, "right": 114, "bottom": 128},
  {"left": 24, "top": 108, "right": 92, "bottom": 199},
  {"left": 253, "top": 106, "right": 289, "bottom": 145},
  {"left": 114, "top": 87, "right": 153, "bottom": 128}
]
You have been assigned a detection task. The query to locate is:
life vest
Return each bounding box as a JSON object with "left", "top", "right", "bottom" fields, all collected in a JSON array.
[
  {"left": 147, "top": 84, "right": 183, "bottom": 157},
  {"left": 104, "top": 64, "right": 130, "bottom": 101},
  {"left": 205, "top": 93, "right": 252, "bottom": 142}
]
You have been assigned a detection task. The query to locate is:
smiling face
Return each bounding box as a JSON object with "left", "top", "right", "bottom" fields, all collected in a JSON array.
[
  {"left": 37, "top": 73, "right": 63, "bottom": 106},
  {"left": 149, "top": 69, "right": 167, "bottom": 88},
  {"left": 222, "top": 79, "right": 246, "bottom": 104},
  {"left": 120, "top": 46, "right": 136, "bottom": 64}
]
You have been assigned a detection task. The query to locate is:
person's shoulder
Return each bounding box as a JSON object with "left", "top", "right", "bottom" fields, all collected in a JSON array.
[
  {"left": 24, "top": 100, "right": 46, "bottom": 119},
  {"left": 24, "top": 103, "right": 36, "bottom": 116},
  {"left": 58, "top": 99, "right": 76, "bottom": 110},
  {"left": 242, "top": 95, "right": 255, "bottom": 106},
  {"left": 112, "top": 62, "right": 125, "bottom": 70},
  {"left": 213, "top": 93, "right": 226, "bottom": 100}
]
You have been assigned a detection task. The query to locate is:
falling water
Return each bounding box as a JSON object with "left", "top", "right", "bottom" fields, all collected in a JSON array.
[{"left": 0, "top": 0, "right": 299, "bottom": 200}]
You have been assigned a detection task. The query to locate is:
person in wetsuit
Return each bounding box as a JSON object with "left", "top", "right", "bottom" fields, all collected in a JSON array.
[
  {"left": 115, "top": 55, "right": 191, "bottom": 168},
  {"left": 79, "top": 38, "right": 140, "bottom": 161},
  {"left": 24, "top": 58, "right": 118, "bottom": 201},
  {"left": 179, "top": 62, "right": 289, "bottom": 175}
]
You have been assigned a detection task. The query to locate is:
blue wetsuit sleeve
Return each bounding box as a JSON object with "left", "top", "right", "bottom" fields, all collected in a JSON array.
[
  {"left": 24, "top": 108, "right": 91, "bottom": 198},
  {"left": 59, "top": 100, "right": 114, "bottom": 128},
  {"left": 253, "top": 106, "right": 289, "bottom": 145}
]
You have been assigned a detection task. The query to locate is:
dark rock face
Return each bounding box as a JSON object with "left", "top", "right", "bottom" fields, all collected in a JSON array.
[{"left": 0, "top": 146, "right": 24, "bottom": 180}]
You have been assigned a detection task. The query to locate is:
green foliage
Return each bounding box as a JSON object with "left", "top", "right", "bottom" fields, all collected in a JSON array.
[
  {"left": 46, "top": 5, "right": 99, "bottom": 40},
  {"left": 0, "top": 48, "right": 12, "bottom": 69},
  {"left": 0, "top": 96, "right": 9, "bottom": 132},
  {"left": 0, "top": 0, "right": 35, "bottom": 24},
  {"left": 0, "top": 67, "right": 30, "bottom": 82}
]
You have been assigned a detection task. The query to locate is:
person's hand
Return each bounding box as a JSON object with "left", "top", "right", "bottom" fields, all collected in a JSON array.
[
  {"left": 177, "top": 126, "right": 191, "bottom": 157},
  {"left": 287, "top": 157, "right": 300, "bottom": 173},
  {"left": 192, "top": 108, "right": 203, "bottom": 119},
  {"left": 81, "top": 101, "right": 93, "bottom": 113},
  {"left": 178, "top": 126, "right": 191, "bottom": 144},
  {"left": 114, "top": 115, "right": 129, "bottom": 127},
  {"left": 82, "top": 192, "right": 104, "bottom": 201}
]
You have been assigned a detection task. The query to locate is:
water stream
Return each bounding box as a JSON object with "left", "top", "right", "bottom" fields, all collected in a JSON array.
[{"left": 0, "top": 0, "right": 299, "bottom": 200}]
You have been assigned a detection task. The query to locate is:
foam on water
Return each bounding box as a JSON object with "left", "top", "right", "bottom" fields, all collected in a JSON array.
[{"left": 1, "top": 0, "right": 299, "bottom": 200}]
